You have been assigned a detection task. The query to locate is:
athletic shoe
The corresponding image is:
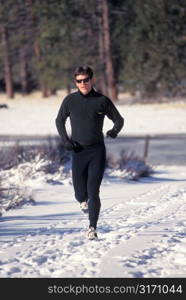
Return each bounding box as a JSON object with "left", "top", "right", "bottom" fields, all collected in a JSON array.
[
  {"left": 80, "top": 201, "right": 88, "bottom": 213},
  {"left": 87, "top": 227, "right": 98, "bottom": 240}
]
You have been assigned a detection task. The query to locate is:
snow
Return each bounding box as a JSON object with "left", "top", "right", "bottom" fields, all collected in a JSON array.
[
  {"left": 0, "top": 92, "right": 186, "bottom": 278},
  {"left": 0, "top": 91, "right": 186, "bottom": 136}
]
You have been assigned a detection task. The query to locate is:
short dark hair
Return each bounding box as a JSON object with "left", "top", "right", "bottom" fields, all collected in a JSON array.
[{"left": 74, "top": 66, "right": 93, "bottom": 79}]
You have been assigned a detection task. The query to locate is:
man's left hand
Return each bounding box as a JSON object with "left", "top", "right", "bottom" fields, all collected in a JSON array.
[{"left": 106, "top": 129, "right": 118, "bottom": 138}]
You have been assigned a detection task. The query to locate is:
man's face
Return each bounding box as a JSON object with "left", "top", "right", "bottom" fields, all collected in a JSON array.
[{"left": 75, "top": 74, "right": 92, "bottom": 95}]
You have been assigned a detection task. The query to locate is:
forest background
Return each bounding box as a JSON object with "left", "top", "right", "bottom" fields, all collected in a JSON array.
[{"left": 0, "top": 0, "right": 186, "bottom": 102}]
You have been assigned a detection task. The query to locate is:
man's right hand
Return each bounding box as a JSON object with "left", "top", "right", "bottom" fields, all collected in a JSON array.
[{"left": 64, "top": 140, "right": 74, "bottom": 151}]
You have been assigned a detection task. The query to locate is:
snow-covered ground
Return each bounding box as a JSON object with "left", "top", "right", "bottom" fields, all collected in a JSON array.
[
  {"left": 1, "top": 166, "right": 186, "bottom": 278},
  {"left": 0, "top": 92, "right": 186, "bottom": 278},
  {"left": 0, "top": 91, "right": 186, "bottom": 136}
]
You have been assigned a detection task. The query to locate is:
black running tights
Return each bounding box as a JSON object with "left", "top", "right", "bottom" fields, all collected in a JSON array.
[{"left": 72, "top": 143, "right": 106, "bottom": 229}]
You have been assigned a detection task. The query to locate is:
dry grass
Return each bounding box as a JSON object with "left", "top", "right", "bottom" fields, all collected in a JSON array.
[
  {"left": 1, "top": 90, "right": 186, "bottom": 110},
  {"left": 118, "top": 92, "right": 186, "bottom": 108},
  {"left": 0, "top": 89, "right": 72, "bottom": 104}
]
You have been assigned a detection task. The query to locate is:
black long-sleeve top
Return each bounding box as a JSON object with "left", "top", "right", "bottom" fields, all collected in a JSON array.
[{"left": 55, "top": 88, "right": 124, "bottom": 146}]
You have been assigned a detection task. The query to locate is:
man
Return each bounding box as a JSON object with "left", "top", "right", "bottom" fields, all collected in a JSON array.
[{"left": 55, "top": 66, "right": 124, "bottom": 240}]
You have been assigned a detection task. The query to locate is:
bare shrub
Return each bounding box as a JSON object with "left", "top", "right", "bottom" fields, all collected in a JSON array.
[
  {"left": 0, "top": 137, "right": 70, "bottom": 172},
  {"left": 0, "top": 140, "right": 154, "bottom": 215},
  {"left": 106, "top": 149, "right": 153, "bottom": 180},
  {"left": 0, "top": 186, "right": 35, "bottom": 214}
]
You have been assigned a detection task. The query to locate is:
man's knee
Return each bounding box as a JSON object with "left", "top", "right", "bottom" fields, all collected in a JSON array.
[
  {"left": 75, "top": 191, "right": 88, "bottom": 202},
  {"left": 88, "top": 189, "right": 100, "bottom": 201}
]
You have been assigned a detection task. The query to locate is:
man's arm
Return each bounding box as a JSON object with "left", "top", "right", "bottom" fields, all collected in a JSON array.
[
  {"left": 55, "top": 97, "right": 74, "bottom": 150},
  {"left": 105, "top": 98, "right": 124, "bottom": 138}
]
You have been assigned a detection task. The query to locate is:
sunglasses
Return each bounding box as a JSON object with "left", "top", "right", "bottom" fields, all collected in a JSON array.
[{"left": 75, "top": 77, "right": 90, "bottom": 84}]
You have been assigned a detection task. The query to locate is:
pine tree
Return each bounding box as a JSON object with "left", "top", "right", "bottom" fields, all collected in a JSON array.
[{"left": 0, "top": 0, "right": 14, "bottom": 98}]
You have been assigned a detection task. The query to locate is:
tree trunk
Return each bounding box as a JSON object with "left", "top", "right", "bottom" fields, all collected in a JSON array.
[
  {"left": 27, "top": 0, "right": 47, "bottom": 97},
  {"left": 66, "top": 82, "right": 71, "bottom": 95},
  {"left": 19, "top": 47, "right": 29, "bottom": 94},
  {"left": 1, "top": 24, "right": 14, "bottom": 99},
  {"left": 18, "top": 0, "right": 33, "bottom": 95},
  {"left": 41, "top": 84, "right": 49, "bottom": 98},
  {"left": 101, "top": 0, "right": 117, "bottom": 101},
  {"left": 97, "top": 0, "right": 108, "bottom": 96}
]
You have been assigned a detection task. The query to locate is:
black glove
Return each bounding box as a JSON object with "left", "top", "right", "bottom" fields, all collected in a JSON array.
[
  {"left": 73, "top": 141, "right": 83, "bottom": 152},
  {"left": 64, "top": 140, "right": 74, "bottom": 151},
  {"left": 106, "top": 129, "right": 118, "bottom": 138},
  {"left": 64, "top": 140, "right": 83, "bottom": 152}
]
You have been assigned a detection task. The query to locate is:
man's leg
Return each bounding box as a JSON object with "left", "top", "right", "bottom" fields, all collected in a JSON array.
[
  {"left": 87, "top": 144, "right": 106, "bottom": 229},
  {"left": 72, "top": 151, "right": 88, "bottom": 204}
]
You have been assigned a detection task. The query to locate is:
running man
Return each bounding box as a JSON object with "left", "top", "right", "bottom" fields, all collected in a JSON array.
[{"left": 56, "top": 66, "right": 124, "bottom": 240}]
